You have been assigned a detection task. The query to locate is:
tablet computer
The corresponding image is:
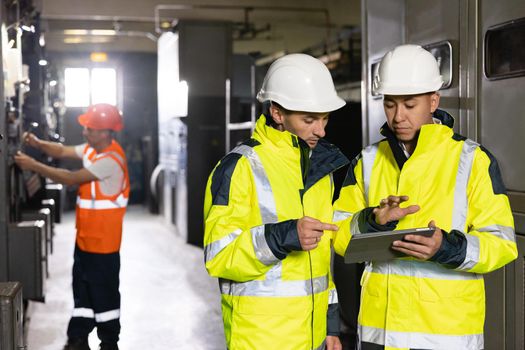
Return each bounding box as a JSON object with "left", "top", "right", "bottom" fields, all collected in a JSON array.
[{"left": 344, "top": 227, "right": 435, "bottom": 264}]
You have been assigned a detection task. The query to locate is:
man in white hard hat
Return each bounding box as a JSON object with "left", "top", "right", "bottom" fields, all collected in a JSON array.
[
  {"left": 204, "top": 53, "right": 348, "bottom": 350},
  {"left": 331, "top": 44, "right": 517, "bottom": 349}
]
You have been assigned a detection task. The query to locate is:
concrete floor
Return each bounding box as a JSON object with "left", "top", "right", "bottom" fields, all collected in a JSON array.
[{"left": 24, "top": 206, "right": 225, "bottom": 350}]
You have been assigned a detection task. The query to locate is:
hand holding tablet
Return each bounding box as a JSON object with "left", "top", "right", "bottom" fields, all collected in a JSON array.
[{"left": 344, "top": 227, "right": 437, "bottom": 264}]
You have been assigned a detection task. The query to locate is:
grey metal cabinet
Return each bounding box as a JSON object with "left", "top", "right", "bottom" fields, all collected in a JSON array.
[
  {"left": 0, "top": 282, "right": 24, "bottom": 350},
  {"left": 7, "top": 221, "right": 46, "bottom": 302}
]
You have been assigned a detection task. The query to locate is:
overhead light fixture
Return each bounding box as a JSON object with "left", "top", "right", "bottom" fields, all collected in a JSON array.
[
  {"left": 90, "top": 52, "right": 108, "bottom": 62},
  {"left": 90, "top": 29, "right": 116, "bottom": 36},
  {"left": 39, "top": 33, "right": 45, "bottom": 46},
  {"left": 64, "top": 37, "right": 113, "bottom": 44},
  {"left": 49, "top": 80, "right": 57, "bottom": 87},
  {"left": 63, "top": 29, "right": 89, "bottom": 35},
  {"left": 39, "top": 59, "right": 48, "bottom": 66},
  {"left": 64, "top": 37, "right": 83, "bottom": 44},
  {"left": 63, "top": 29, "right": 116, "bottom": 36}
]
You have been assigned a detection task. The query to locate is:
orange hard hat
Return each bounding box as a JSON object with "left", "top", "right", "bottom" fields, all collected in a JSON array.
[{"left": 78, "top": 103, "right": 123, "bottom": 131}]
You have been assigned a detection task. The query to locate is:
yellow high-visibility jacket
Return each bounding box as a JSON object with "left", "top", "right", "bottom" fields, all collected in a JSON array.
[
  {"left": 204, "top": 115, "right": 348, "bottom": 350},
  {"left": 333, "top": 110, "right": 517, "bottom": 350}
]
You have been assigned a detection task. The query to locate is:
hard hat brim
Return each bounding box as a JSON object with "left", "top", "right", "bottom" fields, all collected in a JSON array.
[
  {"left": 77, "top": 113, "right": 123, "bottom": 131},
  {"left": 78, "top": 113, "right": 90, "bottom": 127},
  {"left": 377, "top": 81, "right": 443, "bottom": 96},
  {"left": 257, "top": 93, "right": 346, "bottom": 113}
]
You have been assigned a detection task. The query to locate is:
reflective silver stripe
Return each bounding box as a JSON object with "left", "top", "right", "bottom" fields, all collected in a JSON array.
[
  {"left": 72, "top": 307, "right": 94, "bottom": 318},
  {"left": 367, "top": 259, "right": 480, "bottom": 280},
  {"left": 457, "top": 234, "right": 481, "bottom": 271},
  {"left": 204, "top": 229, "right": 242, "bottom": 263},
  {"left": 251, "top": 225, "right": 279, "bottom": 265},
  {"left": 350, "top": 210, "right": 363, "bottom": 236},
  {"left": 328, "top": 288, "right": 338, "bottom": 304},
  {"left": 451, "top": 139, "right": 479, "bottom": 271},
  {"left": 314, "top": 340, "right": 326, "bottom": 350},
  {"left": 361, "top": 144, "right": 378, "bottom": 206},
  {"left": 333, "top": 210, "right": 352, "bottom": 222},
  {"left": 95, "top": 309, "right": 120, "bottom": 323},
  {"left": 224, "top": 145, "right": 327, "bottom": 297},
  {"left": 452, "top": 139, "right": 478, "bottom": 231},
  {"left": 90, "top": 180, "right": 96, "bottom": 199},
  {"left": 101, "top": 151, "right": 125, "bottom": 166},
  {"left": 477, "top": 224, "right": 516, "bottom": 242},
  {"left": 232, "top": 145, "right": 278, "bottom": 223},
  {"left": 359, "top": 324, "right": 483, "bottom": 349},
  {"left": 76, "top": 194, "right": 129, "bottom": 209},
  {"left": 83, "top": 147, "right": 96, "bottom": 167},
  {"left": 219, "top": 272, "right": 329, "bottom": 297}
]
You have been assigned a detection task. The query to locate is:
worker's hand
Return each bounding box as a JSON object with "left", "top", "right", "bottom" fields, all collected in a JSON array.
[
  {"left": 326, "top": 335, "right": 343, "bottom": 350},
  {"left": 373, "top": 195, "right": 420, "bottom": 225},
  {"left": 14, "top": 151, "right": 38, "bottom": 171},
  {"left": 297, "top": 216, "right": 338, "bottom": 251},
  {"left": 22, "top": 132, "right": 40, "bottom": 148},
  {"left": 391, "top": 220, "right": 443, "bottom": 260}
]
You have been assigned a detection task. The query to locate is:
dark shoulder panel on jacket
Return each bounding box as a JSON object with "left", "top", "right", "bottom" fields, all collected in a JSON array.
[
  {"left": 210, "top": 138, "right": 261, "bottom": 205},
  {"left": 241, "top": 138, "right": 261, "bottom": 148},
  {"left": 211, "top": 153, "right": 242, "bottom": 206},
  {"left": 452, "top": 133, "right": 467, "bottom": 142},
  {"left": 479, "top": 146, "right": 507, "bottom": 195},
  {"left": 342, "top": 153, "right": 362, "bottom": 187}
]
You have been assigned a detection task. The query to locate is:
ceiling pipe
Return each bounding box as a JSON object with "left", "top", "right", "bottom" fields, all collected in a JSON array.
[{"left": 154, "top": 4, "right": 332, "bottom": 43}]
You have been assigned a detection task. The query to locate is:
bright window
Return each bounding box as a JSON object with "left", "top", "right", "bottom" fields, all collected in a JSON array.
[
  {"left": 64, "top": 68, "right": 90, "bottom": 107},
  {"left": 64, "top": 67, "right": 117, "bottom": 107},
  {"left": 91, "top": 68, "right": 117, "bottom": 105}
]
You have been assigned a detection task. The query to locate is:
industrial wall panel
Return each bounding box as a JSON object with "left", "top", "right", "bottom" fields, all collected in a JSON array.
[
  {"left": 362, "top": 0, "right": 404, "bottom": 145},
  {"left": 405, "top": 0, "right": 461, "bottom": 134},
  {"left": 484, "top": 267, "right": 506, "bottom": 350},
  {"left": 176, "top": 21, "right": 231, "bottom": 246},
  {"left": 479, "top": 0, "right": 525, "bottom": 195},
  {"left": 504, "top": 235, "right": 525, "bottom": 350}
]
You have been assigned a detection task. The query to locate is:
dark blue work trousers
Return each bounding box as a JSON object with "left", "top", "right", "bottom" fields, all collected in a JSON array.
[{"left": 67, "top": 245, "right": 121, "bottom": 344}]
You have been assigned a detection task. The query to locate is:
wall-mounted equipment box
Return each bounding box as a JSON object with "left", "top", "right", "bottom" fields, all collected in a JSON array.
[
  {"left": 8, "top": 221, "right": 46, "bottom": 302},
  {"left": 22, "top": 208, "right": 52, "bottom": 276},
  {"left": 0, "top": 282, "right": 24, "bottom": 350}
]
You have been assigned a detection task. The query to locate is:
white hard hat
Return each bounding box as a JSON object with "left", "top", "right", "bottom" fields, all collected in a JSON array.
[
  {"left": 257, "top": 53, "right": 346, "bottom": 113},
  {"left": 374, "top": 44, "right": 444, "bottom": 95}
]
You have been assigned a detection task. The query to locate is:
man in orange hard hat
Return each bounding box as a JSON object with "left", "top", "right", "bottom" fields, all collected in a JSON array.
[{"left": 15, "top": 103, "right": 130, "bottom": 350}]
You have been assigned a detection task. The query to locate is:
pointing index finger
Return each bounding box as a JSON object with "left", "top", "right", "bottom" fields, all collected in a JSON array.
[{"left": 319, "top": 222, "right": 339, "bottom": 231}]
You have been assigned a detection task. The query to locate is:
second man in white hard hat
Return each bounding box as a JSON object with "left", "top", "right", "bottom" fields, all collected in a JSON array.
[
  {"left": 332, "top": 44, "right": 517, "bottom": 350},
  {"left": 203, "top": 53, "right": 348, "bottom": 350}
]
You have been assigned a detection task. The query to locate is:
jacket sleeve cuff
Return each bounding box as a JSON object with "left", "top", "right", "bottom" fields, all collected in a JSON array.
[
  {"left": 429, "top": 229, "right": 467, "bottom": 268},
  {"left": 361, "top": 207, "right": 398, "bottom": 233},
  {"left": 264, "top": 219, "right": 301, "bottom": 260},
  {"left": 327, "top": 303, "right": 340, "bottom": 336}
]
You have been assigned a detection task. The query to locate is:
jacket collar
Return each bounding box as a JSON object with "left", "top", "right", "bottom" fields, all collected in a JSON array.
[
  {"left": 253, "top": 114, "right": 349, "bottom": 191},
  {"left": 304, "top": 138, "right": 349, "bottom": 192},
  {"left": 380, "top": 109, "right": 455, "bottom": 170},
  {"left": 254, "top": 114, "right": 306, "bottom": 151}
]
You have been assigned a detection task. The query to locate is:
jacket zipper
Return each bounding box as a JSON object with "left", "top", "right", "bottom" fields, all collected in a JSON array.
[{"left": 298, "top": 138, "right": 315, "bottom": 349}]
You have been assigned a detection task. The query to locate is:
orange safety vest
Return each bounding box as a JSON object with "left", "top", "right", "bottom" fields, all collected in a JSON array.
[{"left": 75, "top": 140, "right": 130, "bottom": 253}]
